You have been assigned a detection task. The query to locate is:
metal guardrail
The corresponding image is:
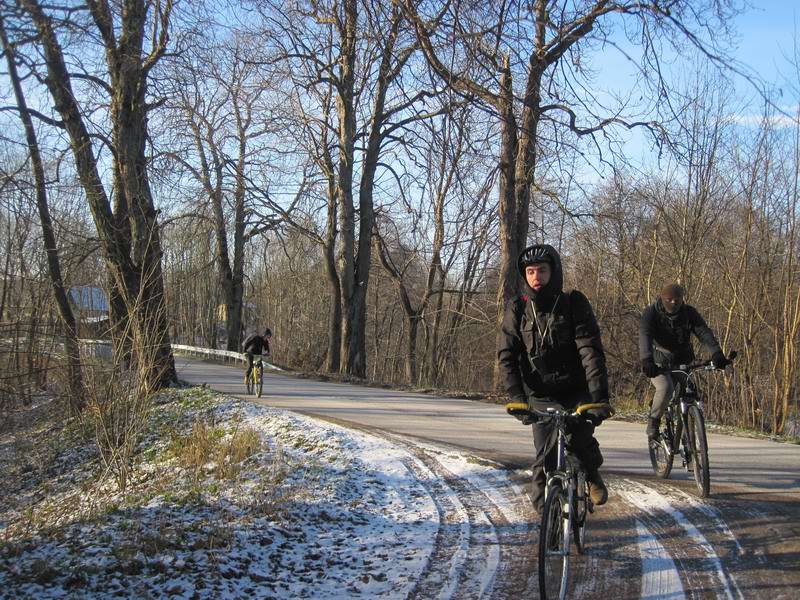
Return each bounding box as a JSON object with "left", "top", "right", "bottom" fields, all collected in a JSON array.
[
  {"left": 171, "top": 344, "right": 282, "bottom": 371},
  {"left": 78, "top": 339, "right": 282, "bottom": 371}
]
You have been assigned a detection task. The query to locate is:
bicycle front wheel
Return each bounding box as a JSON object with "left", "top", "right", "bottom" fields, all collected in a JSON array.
[
  {"left": 688, "top": 405, "right": 710, "bottom": 497},
  {"left": 573, "top": 476, "right": 588, "bottom": 555},
  {"left": 256, "top": 366, "right": 263, "bottom": 398},
  {"left": 246, "top": 369, "right": 253, "bottom": 395},
  {"left": 539, "top": 483, "right": 571, "bottom": 600}
]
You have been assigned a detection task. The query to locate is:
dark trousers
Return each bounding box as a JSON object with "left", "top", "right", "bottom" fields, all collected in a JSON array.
[{"left": 529, "top": 400, "right": 603, "bottom": 512}]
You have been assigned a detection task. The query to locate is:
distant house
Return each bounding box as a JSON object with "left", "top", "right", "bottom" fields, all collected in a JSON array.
[
  {"left": 216, "top": 301, "right": 257, "bottom": 326},
  {"left": 69, "top": 286, "right": 109, "bottom": 337}
]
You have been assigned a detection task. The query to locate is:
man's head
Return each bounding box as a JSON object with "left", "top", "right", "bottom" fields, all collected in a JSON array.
[
  {"left": 659, "top": 283, "right": 685, "bottom": 314},
  {"left": 264, "top": 327, "right": 272, "bottom": 338},
  {"left": 517, "top": 244, "right": 562, "bottom": 299}
]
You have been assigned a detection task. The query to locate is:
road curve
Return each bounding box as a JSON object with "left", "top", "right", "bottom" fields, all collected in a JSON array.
[
  {"left": 176, "top": 356, "right": 799, "bottom": 501},
  {"left": 177, "top": 355, "right": 800, "bottom": 598}
]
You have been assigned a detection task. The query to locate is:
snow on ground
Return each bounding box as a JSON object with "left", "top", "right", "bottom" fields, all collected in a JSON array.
[
  {"left": 0, "top": 386, "right": 518, "bottom": 599},
  {"left": 634, "top": 519, "right": 684, "bottom": 600}
]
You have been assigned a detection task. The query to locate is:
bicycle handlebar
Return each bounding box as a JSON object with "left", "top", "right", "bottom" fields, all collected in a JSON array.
[
  {"left": 505, "top": 401, "right": 615, "bottom": 422},
  {"left": 662, "top": 350, "right": 737, "bottom": 375}
]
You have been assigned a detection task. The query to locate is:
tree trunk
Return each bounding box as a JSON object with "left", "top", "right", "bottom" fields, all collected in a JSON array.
[
  {"left": 23, "top": 0, "right": 176, "bottom": 388},
  {"left": 1, "top": 15, "right": 85, "bottom": 411},
  {"left": 336, "top": 0, "right": 358, "bottom": 375}
]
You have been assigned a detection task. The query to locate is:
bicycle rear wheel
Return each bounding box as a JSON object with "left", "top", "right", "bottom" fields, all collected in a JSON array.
[
  {"left": 649, "top": 408, "right": 675, "bottom": 478},
  {"left": 256, "top": 365, "right": 263, "bottom": 398},
  {"left": 687, "top": 405, "right": 710, "bottom": 497},
  {"left": 539, "top": 483, "right": 571, "bottom": 600}
]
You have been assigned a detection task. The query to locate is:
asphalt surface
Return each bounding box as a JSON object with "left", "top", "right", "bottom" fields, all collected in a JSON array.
[{"left": 176, "top": 356, "right": 800, "bottom": 501}]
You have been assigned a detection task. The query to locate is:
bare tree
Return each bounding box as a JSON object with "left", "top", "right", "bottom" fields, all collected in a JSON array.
[
  {"left": 258, "top": 0, "right": 438, "bottom": 377},
  {"left": 405, "top": 0, "right": 745, "bottom": 387},
  {"left": 15, "top": 0, "right": 176, "bottom": 386},
  {"left": 0, "top": 12, "right": 85, "bottom": 410}
]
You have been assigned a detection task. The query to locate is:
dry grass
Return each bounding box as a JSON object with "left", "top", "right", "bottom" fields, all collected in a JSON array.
[{"left": 168, "top": 418, "right": 263, "bottom": 481}]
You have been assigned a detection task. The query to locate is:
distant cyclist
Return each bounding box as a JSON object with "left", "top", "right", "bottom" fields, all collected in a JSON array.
[
  {"left": 639, "top": 283, "right": 729, "bottom": 439},
  {"left": 242, "top": 327, "right": 272, "bottom": 384},
  {"left": 498, "top": 244, "right": 613, "bottom": 512}
]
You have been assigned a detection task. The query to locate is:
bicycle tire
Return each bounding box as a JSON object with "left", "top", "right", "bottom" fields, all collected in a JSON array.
[
  {"left": 649, "top": 407, "right": 674, "bottom": 478},
  {"left": 246, "top": 369, "right": 253, "bottom": 395},
  {"left": 256, "top": 365, "right": 263, "bottom": 398},
  {"left": 573, "top": 475, "right": 588, "bottom": 555},
  {"left": 539, "top": 483, "right": 570, "bottom": 600},
  {"left": 688, "top": 405, "right": 710, "bottom": 497}
]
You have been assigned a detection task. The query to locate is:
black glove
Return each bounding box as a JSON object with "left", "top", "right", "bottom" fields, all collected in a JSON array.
[
  {"left": 506, "top": 397, "right": 535, "bottom": 425},
  {"left": 711, "top": 351, "right": 729, "bottom": 370},
  {"left": 584, "top": 403, "right": 613, "bottom": 426},
  {"left": 641, "top": 358, "right": 659, "bottom": 378}
]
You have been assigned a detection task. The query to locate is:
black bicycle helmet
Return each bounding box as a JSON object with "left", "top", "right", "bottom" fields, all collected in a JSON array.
[
  {"left": 264, "top": 327, "right": 272, "bottom": 336},
  {"left": 518, "top": 245, "right": 553, "bottom": 271}
]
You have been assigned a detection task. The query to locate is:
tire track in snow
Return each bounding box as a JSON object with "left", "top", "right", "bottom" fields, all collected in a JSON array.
[
  {"left": 635, "top": 519, "right": 684, "bottom": 599},
  {"left": 617, "top": 478, "right": 742, "bottom": 599},
  {"left": 404, "top": 448, "right": 501, "bottom": 599},
  {"left": 567, "top": 477, "right": 646, "bottom": 600},
  {"left": 383, "top": 434, "right": 537, "bottom": 599},
  {"left": 667, "top": 488, "right": 746, "bottom": 559},
  {"left": 426, "top": 451, "right": 539, "bottom": 598},
  {"left": 400, "top": 454, "right": 471, "bottom": 600}
]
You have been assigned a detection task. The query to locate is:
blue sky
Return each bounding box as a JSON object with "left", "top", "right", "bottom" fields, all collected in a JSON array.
[
  {"left": 733, "top": 1, "right": 798, "bottom": 89},
  {"left": 579, "top": 2, "right": 800, "bottom": 181}
]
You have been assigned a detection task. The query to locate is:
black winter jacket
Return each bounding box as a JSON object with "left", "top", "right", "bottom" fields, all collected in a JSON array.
[
  {"left": 242, "top": 334, "right": 270, "bottom": 355},
  {"left": 639, "top": 299, "right": 721, "bottom": 367},
  {"left": 497, "top": 244, "right": 609, "bottom": 405}
]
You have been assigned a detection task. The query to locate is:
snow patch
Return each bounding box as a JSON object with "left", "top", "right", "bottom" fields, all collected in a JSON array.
[
  {"left": 618, "top": 479, "right": 742, "bottom": 600},
  {"left": 636, "top": 519, "right": 684, "bottom": 599}
]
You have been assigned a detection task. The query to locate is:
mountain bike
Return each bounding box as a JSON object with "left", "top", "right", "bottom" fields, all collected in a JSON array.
[
  {"left": 245, "top": 356, "right": 264, "bottom": 398},
  {"left": 648, "top": 352, "right": 736, "bottom": 497},
  {"left": 506, "top": 401, "right": 614, "bottom": 600}
]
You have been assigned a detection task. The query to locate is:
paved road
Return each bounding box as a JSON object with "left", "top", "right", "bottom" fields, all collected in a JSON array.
[{"left": 177, "top": 356, "right": 800, "bottom": 501}]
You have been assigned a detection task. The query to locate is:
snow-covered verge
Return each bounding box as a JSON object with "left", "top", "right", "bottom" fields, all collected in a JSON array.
[{"left": 0, "top": 387, "right": 442, "bottom": 599}]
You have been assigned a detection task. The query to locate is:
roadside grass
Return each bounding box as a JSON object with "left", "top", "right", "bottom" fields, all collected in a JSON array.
[
  {"left": 1, "top": 382, "right": 411, "bottom": 598},
  {"left": 0, "top": 386, "right": 313, "bottom": 564}
]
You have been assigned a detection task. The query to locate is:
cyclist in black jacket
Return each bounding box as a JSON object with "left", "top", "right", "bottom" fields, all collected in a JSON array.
[
  {"left": 498, "top": 244, "right": 613, "bottom": 512},
  {"left": 639, "top": 284, "right": 729, "bottom": 439},
  {"left": 242, "top": 328, "right": 272, "bottom": 384}
]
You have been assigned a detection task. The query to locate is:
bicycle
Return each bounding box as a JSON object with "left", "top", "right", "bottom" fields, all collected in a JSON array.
[
  {"left": 245, "top": 356, "right": 264, "bottom": 398},
  {"left": 648, "top": 351, "right": 736, "bottom": 497},
  {"left": 506, "top": 401, "right": 614, "bottom": 600}
]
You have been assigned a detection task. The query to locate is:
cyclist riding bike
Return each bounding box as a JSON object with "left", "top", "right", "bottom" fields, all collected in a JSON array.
[
  {"left": 498, "top": 244, "right": 613, "bottom": 512},
  {"left": 639, "top": 283, "right": 730, "bottom": 439},
  {"left": 242, "top": 327, "right": 272, "bottom": 384}
]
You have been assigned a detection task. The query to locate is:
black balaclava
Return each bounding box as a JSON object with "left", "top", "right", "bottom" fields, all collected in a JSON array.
[
  {"left": 656, "top": 282, "right": 686, "bottom": 319},
  {"left": 517, "top": 244, "right": 564, "bottom": 306}
]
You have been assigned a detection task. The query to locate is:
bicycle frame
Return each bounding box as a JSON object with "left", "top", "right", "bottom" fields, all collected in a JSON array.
[
  {"left": 663, "top": 367, "right": 706, "bottom": 465},
  {"left": 246, "top": 357, "right": 264, "bottom": 397},
  {"left": 649, "top": 354, "right": 735, "bottom": 497},
  {"left": 540, "top": 410, "right": 590, "bottom": 532},
  {"left": 533, "top": 404, "right": 609, "bottom": 600}
]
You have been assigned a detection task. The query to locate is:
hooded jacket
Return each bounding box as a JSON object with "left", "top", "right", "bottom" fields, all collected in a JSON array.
[
  {"left": 242, "top": 333, "right": 270, "bottom": 355},
  {"left": 639, "top": 298, "right": 721, "bottom": 367},
  {"left": 497, "top": 244, "right": 609, "bottom": 404}
]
